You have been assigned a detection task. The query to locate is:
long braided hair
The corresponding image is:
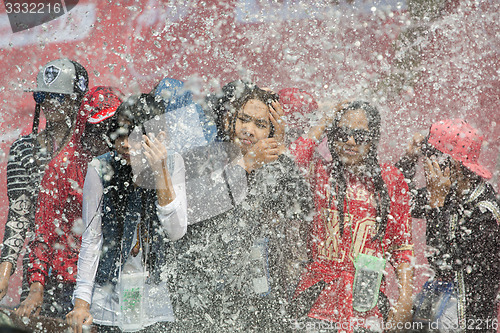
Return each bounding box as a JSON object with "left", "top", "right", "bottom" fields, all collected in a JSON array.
[{"left": 326, "top": 101, "right": 390, "bottom": 240}]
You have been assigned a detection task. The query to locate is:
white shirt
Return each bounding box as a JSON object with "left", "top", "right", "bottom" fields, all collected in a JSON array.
[{"left": 74, "top": 153, "right": 187, "bottom": 329}]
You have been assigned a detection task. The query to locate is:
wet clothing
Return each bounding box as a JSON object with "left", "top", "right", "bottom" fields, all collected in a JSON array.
[
  {"left": 291, "top": 137, "right": 413, "bottom": 332},
  {"left": 170, "top": 148, "right": 312, "bottom": 332},
  {"left": 424, "top": 182, "right": 500, "bottom": 330},
  {"left": 28, "top": 99, "right": 94, "bottom": 288},
  {"left": 28, "top": 147, "right": 91, "bottom": 286},
  {"left": 2, "top": 135, "right": 51, "bottom": 268},
  {"left": 2, "top": 102, "right": 85, "bottom": 309},
  {"left": 73, "top": 152, "right": 187, "bottom": 329},
  {"left": 1, "top": 134, "right": 52, "bottom": 302},
  {"left": 397, "top": 155, "right": 500, "bottom": 330}
]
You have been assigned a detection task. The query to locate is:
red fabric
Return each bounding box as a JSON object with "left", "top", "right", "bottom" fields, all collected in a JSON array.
[
  {"left": 291, "top": 137, "right": 413, "bottom": 332},
  {"left": 29, "top": 96, "right": 95, "bottom": 286}
]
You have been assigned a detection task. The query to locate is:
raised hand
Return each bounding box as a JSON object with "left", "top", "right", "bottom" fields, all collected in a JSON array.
[
  {"left": 424, "top": 156, "right": 451, "bottom": 208},
  {"left": 308, "top": 100, "right": 350, "bottom": 141},
  {"left": 142, "top": 132, "right": 176, "bottom": 205},
  {"left": 142, "top": 133, "right": 169, "bottom": 177},
  {"left": 239, "top": 138, "right": 281, "bottom": 173},
  {"left": 406, "top": 132, "right": 426, "bottom": 160}
]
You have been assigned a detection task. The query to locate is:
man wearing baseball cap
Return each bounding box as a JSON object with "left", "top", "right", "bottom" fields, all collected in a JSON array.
[
  {"left": 405, "top": 119, "right": 499, "bottom": 332},
  {"left": 15, "top": 86, "right": 123, "bottom": 321},
  {"left": 0, "top": 58, "right": 89, "bottom": 318}
]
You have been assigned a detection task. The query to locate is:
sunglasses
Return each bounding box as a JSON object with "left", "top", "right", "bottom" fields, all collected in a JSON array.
[
  {"left": 332, "top": 127, "right": 372, "bottom": 144},
  {"left": 33, "top": 91, "right": 67, "bottom": 104}
]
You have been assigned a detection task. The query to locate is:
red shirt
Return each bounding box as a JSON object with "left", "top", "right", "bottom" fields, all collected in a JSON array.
[{"left": 291, "top": 137, "right": 413, "bottom": 331}]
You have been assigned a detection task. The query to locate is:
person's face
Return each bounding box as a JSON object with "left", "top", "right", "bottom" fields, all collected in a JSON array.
[
  {"left": 40, "top": 94, "right": 77, "bottom": 123},
  {"left": 113, "top": 117, "right": 139, "bottom": 165},
  {"left": 233, "top": 99, "right": 271, "bottom": 155},
  {"left": 81, "top": 123, "right": 111, "bottom": 157},
  {"left": 332, "top": 109, "right": 372, "bottom": 167},
  {"left": 114, "top": 134, "right": 131, "bottom": 164}
]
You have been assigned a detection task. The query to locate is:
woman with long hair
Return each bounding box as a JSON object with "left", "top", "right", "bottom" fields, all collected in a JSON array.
[
  {"left": 291, "top": 101, "right": 413, "bottom": 332},
  {"left": 171, "top": 82, "right": 312, "bottom": 332}
]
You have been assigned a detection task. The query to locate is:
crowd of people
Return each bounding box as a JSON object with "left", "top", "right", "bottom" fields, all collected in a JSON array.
[{"left": 0, "top": 58, "right": 498, "bottom": 333}]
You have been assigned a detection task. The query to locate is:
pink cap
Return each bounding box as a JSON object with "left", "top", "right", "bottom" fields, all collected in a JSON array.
[{"left": 428, "top": 119, "right": 492, "bottom": 179}]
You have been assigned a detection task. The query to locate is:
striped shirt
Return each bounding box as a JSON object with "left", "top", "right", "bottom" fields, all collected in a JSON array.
[{"left": 1, "top": 134, "right": 51, "bottom": 269}]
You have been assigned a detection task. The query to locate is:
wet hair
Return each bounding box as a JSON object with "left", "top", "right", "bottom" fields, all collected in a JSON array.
[
  {"left": 209, "top": 80, "right": 255, "bottom": 141},
  {"left": 226, "top": 85, "right": 279, "bottom": 142},
  {"left": 106, "top": 93, "right": 165, "bottom": 145},
  {"left": 326, "top": 101, "right": 390, "bottom": 240}
]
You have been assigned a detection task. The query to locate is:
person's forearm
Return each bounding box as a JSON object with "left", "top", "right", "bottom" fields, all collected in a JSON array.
[
  {"left": 1, "top": 216, "right": 30, "bottom": 267},
  {"left": 29, "top": 281, "right": 44, "bottom": 295},
  {"left": 0, "top": 262, "right": 13, "bottom": 299},
  {"left": 390, "top": 261, "right": 413, "bottom": 327},
  {"left": 155, "top": 160, "right": 176, "bottom": 206},
  {"left": 396, "top": 261, "right": 413, "bottom": 307}
]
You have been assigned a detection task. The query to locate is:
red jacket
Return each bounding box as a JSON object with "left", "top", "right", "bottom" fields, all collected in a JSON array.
[
  {"left": 290, "top": 137, "right": 413, "bottom": 331},
  {"left": 29, "top": 102, "right": 93, "bottom": 286}
]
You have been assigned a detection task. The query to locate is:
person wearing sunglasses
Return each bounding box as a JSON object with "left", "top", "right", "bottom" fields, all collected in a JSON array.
[
  {"left": 398, "top": 120, "right": 499, "bottom": 332},
  {"left": 0, "top": 59, "right": 88, "bottom": 307},
  {"left": 290, "top": 101, "right": 413, "bottom": 332}
]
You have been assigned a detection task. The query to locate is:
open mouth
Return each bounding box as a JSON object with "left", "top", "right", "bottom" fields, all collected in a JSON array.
[{"left": 341, "top": 148, "right": 358, "bottom": 156}]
